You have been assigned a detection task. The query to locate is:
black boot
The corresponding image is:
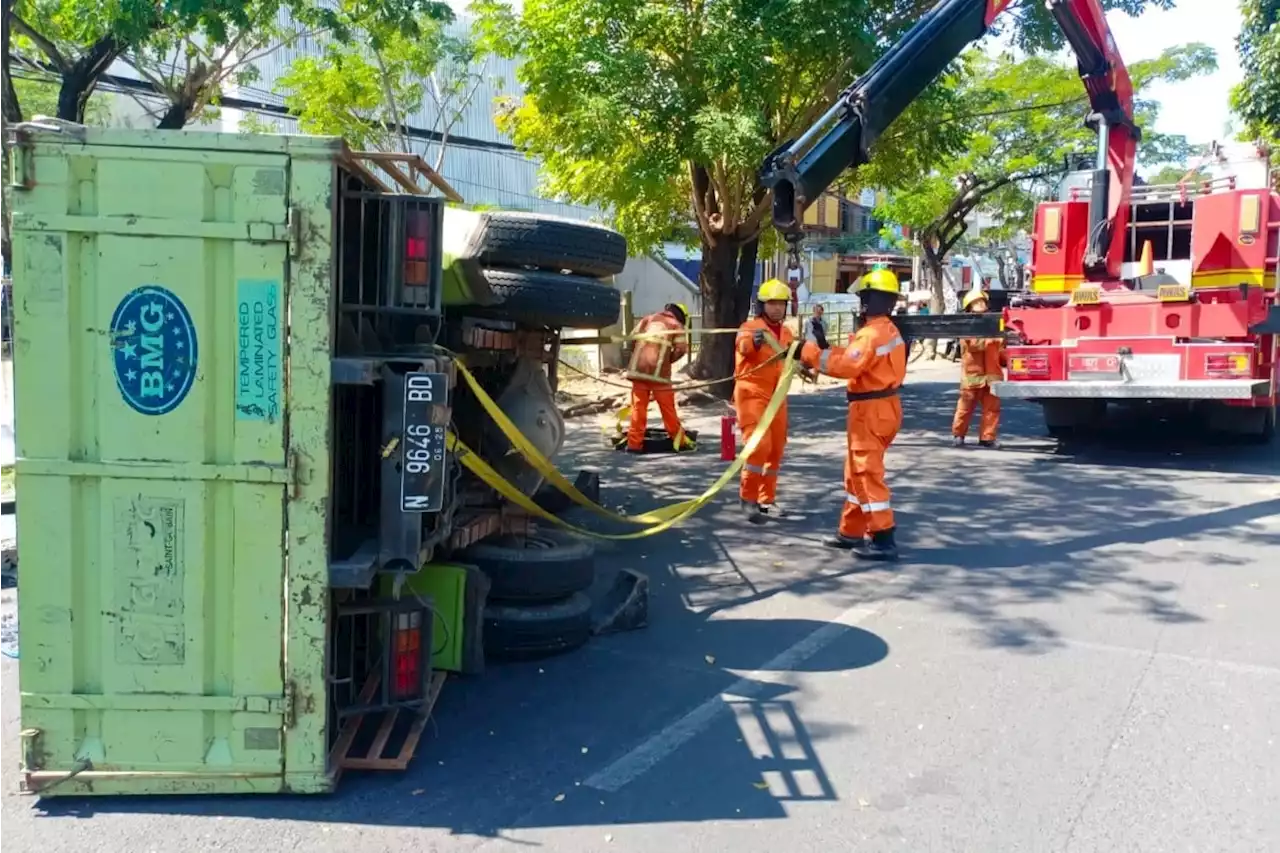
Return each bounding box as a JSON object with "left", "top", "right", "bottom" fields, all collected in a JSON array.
[
  {"left": 823, "top": 533, "right": 864, "bottom": 550},
  {"left": 740, "top": 499, "right": 767, "bottom": 525},
  {"left": 853, "top": 528, "right": 899, "bottom": 562}
]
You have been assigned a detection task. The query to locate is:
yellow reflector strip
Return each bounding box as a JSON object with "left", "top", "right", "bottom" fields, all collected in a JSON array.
[
  {"left": 1231, "top": 354, "right": 1250, "bottom": 371},
  {"left": 1240, "top": 194, "right": 1261, "bottom": 236},
  {"left": 1157, "top": 284, "right": 1190, "bottom": 302},
  {"left": 1010, "top": 358, "right": 1025, "bottom": 372},
  {"left": 1070, "top": 285, "right": 1101, "bottom": 306}
]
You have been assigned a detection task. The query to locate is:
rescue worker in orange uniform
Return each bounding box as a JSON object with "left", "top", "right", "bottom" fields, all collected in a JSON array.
[
  {"left": 626, "top": 303, "right": 696, "bottom": 453},
  {"left": 734, "top": 279, "right": 795, "bottom": 523},
  {"left": 800, "top": 267, "right": 906, "bottom": 561},
  {"left": 951, "top": 288, "right": 1006, "bottom": 448}
]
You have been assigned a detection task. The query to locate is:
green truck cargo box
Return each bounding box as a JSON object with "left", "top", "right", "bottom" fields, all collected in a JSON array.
[{"left": 9, "top": 126, "right": 343, "bottom": 795}]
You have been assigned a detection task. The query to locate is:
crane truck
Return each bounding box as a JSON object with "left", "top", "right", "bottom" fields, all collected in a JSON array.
[{"left": 762, "top": 0, "right": 1280, "bottom": 442}]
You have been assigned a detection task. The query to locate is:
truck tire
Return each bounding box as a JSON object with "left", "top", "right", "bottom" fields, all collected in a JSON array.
[
  {"left": 460, "top": 529, "right": 596, "bottom": 603},
  {"left": 473, "top": 269, "right": 621, "bottom": 329},
  {"left": 474, "top": 213, "right": 628, "bottom": 278},
  {"left": 483, "top": 592, "right": 594, "bottom": 661}
]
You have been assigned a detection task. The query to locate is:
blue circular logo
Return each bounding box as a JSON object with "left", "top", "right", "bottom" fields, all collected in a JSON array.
[{"left": 110, "top": 285, "right": 199, "bottom": 416}]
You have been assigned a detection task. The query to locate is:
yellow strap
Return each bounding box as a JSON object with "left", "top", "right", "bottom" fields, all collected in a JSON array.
[{"left": 449, "top": 348, "right": 798, "bottom": 538}]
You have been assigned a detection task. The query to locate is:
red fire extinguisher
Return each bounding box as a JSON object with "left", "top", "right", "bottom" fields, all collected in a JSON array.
[{"left": 720, "top": 413, "right": 738, "bottom": 461}]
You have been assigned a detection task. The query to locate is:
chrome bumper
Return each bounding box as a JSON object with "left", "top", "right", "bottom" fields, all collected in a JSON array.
[{"left": 991, "top": 380, "right": 1271, "bottom": 401}]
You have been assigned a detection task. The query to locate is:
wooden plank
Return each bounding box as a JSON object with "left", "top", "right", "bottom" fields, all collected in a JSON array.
[
  {"left": 328, "top": 673, "right": 381, "bottom": 774},
  {"left": 393, "top": 671, "right": 447, "bottom": 769},
  {"left": 333, "top": 671, "right": 447, "bottom": 773},
  {"left": 338, "top": 151, "right": 392, "bottom": 193},
  {"left": 366, "top": 710, "right": 398, "bottom": 763}
]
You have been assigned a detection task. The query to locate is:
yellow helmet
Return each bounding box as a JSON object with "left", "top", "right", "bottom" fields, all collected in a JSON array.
[
  {"left": 858, "top": 266, "right": 900, "bottom": 295},
  {"left": 962, "top": 288, "right": 989, "bottom": 310},
  {"left": 673, "top": 302, "right": 691, "bottom": 327},
  {"left": 757, "top": 278, "right": 791, "bottom": 302}
]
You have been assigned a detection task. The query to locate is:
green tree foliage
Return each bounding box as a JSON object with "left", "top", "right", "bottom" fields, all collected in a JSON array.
[
  {"left": 1230, "top": 0, "right": 1280, "bottom": 144},
  {"left": 1145, "top": 164, "right": 1209, "bottom": 185},
  {"left": 273, "top": 0, "right": 489, "bottom": 171},
  {"left": 867, "top": 43, "right": 1216, "bottom": 311},
  {"left": 477, "top": 0, "right": 1186, "bottom": 383}
]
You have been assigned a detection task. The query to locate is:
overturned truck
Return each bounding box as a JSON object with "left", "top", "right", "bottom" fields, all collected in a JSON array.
[{"left": 7, "top": 124, "right": 626, "bottom": 795}]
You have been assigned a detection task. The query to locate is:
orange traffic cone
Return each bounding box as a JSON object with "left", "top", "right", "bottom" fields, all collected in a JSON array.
[{"left": 1138, "top": 240, "right": 1154, "bottom": 276}]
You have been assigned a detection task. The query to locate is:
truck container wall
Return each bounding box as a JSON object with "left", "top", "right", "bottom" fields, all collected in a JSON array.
[{"left": 10, "top": 127, "right": 339, "bottom": 795}]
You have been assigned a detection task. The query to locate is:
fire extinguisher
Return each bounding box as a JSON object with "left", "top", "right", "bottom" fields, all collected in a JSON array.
[{"left": 720, "top": 413, "right": 738, "bottom": 461}]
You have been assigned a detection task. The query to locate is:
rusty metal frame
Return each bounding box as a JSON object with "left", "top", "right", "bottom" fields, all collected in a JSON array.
[{"left": 338, "top": 146, "right": 464, "bottom": 202}]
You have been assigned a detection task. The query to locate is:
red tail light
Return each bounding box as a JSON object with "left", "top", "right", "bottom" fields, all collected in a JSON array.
[
  {"left": 1204, "top": 353, "right": 1251, "bottom": 378},
  {"left": 391, "top": 611, "right": 423, "bottom": 700},
  {"left": 1007, "top": 353, "right": 1050, "bottom": 378},
  {"left": 404, "top": 209, "right": 431, "bottom": 286}
]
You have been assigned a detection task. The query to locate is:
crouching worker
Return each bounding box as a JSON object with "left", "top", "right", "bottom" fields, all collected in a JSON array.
[
  {"left": 951, "top": 288, "right": 1006, "bottom": 448},
  {"left": 800, "top": 267, "right": 906, "bottom": 561},
  {"left": 734, "top": 279, "right": 796, "bottom": 524},
  {"left": 626, "top": 302, "right": 695, "bottom": 453}
]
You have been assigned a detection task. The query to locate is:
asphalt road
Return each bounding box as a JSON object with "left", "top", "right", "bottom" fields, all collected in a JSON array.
[{"left": 4, "top": 362, "right": 1279, "bottom": 853}]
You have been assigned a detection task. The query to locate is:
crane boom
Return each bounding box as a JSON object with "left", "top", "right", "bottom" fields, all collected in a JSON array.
[{"left": 761, "top": 0, "right": 1140, "bottom": 281}]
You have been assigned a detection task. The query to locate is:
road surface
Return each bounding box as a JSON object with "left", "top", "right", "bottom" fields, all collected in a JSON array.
[{"left": 4, "top": 362, "right": 1279, "bottom": 852}]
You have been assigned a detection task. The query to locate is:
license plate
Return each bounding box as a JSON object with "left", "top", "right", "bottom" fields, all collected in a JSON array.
[
  {"left": 400, "top": 372, "right": 450, "bottom": 513},
  {"left": 1068, "top": 354, "right": 1121, "bottom": 375}
]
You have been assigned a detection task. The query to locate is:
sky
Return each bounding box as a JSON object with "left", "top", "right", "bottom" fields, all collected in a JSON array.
[{"left": 1088, "top": 0, "right": 1244, "bottom": 146}]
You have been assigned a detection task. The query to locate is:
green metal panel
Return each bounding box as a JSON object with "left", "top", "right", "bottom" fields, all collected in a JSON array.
[{"left": 9, "top": 127, "right": 338, "bottom": 795}]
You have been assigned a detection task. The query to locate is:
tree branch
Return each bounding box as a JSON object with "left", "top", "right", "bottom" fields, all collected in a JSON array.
[
  {"left": 690, "top": 162, "right": 716, "bottom": 238},
  {"left": 8, "top": 10, "right": 67, "bottom": 71}
]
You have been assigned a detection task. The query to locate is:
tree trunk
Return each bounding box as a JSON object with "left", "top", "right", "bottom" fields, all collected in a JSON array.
[
  {"left": 920, "top": 238, "right": 946, "bottom": 360},
  {"left": 733, "top": 236, "right": 759, "bottom": 322},
  {"left": 56, "top": 36, "right": 122, "bottom": 122},
  {"left": 994, "top": 253, "right": 1008, "bottom": 289},
  {"left": 688, "top": 234, "right": 743, "bottom": 399},
  {"left": 157, "top": 101, "right": 193, "bottom": 129},
  {"left": 2, "top": 0, "right": 20, "bottom": 124},
  {"left": 1, "top": 0, "right": 15, "bottom": 266}
]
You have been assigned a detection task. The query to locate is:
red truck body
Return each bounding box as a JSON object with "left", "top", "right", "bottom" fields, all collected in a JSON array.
[{"left": 994, "top": 142, "right": 1280, "bottom": 439}]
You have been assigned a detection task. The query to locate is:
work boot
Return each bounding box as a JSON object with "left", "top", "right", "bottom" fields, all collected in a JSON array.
[
  {"left": 951, "top": 435, "right": 966, "bottom": 447},
  {"left": 759, "top": 502, "right": 786, "bottom": 519},
  {"left": 853, "top": 528, "right": 899, "bottom": 562},
  {"left": 823, "top": 533, "right": 864, "bottom": 550},
  {"left": 740, "top": 499, "right": 767, "bottom": 525},
  {"left": 978, "top": 439, "right": 1000, "bottom": 449},
  {"left": 625, "top": 445, "right": 645, "bottom": 454}
]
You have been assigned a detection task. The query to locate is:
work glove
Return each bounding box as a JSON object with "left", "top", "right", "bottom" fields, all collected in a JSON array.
[{"left": 752, "top": 329, "right": 767, "bottom": 350}]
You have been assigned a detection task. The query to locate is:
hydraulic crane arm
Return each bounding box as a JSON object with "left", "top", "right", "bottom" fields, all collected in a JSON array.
[{"left": 762, "top": 0, "right": 1140, "bottom": 280}]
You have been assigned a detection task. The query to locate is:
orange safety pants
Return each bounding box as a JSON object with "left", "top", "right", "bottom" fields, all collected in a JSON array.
[
  {"left": 840, "top": 398, "right": 901, "bottom": 537},
  {"left": 738, "top": 399, "right": 788, "bottom": 505},
  {"left": 628, "top": 381, "right": 686, "bottom": 450},
  {"left": 952, "top": 385, "right": 1001, "bottom": 442}
]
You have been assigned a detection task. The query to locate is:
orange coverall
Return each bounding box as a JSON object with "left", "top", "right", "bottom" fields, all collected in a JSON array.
[
  {"left": 734, "top": 316, "right": 795, "bottom": 505},
  {"left": 951, "top": 337, "right": 1007, "bottom": 443},
  {"left": 626, "top": 310, "right": 690, "bottom": 451},
  {"left": 800, "top": 316, "right": 907, "bottom": 538}
]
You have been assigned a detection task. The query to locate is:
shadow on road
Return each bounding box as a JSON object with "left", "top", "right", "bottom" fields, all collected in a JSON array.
[{"left": 18, "top": 379, "right": 1280, "bottom": 838}]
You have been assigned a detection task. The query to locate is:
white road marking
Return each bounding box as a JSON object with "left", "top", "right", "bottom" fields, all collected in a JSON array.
[{"left": 582, "top": 599, "right": 893, "bottom": 793}]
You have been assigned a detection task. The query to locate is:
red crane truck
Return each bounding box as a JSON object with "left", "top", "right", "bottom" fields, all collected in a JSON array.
[{"left": 759, "top": 0, "right": 1280, "bottom": 443}]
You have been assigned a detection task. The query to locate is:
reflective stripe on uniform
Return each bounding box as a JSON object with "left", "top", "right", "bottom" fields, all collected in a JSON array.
[
  {"left": 866, "top": 500, "right": 892, "bottom": 512},
  {"left": 818, "top": 350, "right": 832, "bottom": 372},
  {"left": 761, "top": 469, "right": 778, "bottom": 478},
  {"left": 845, "top": 493, "right": 860, "bottom": 505},
  {"left": 745, "top": 463, "right": 766, "bottom": 474},
  {"left": 875, "top": 336, "right": 904, "bottom": 356}
]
